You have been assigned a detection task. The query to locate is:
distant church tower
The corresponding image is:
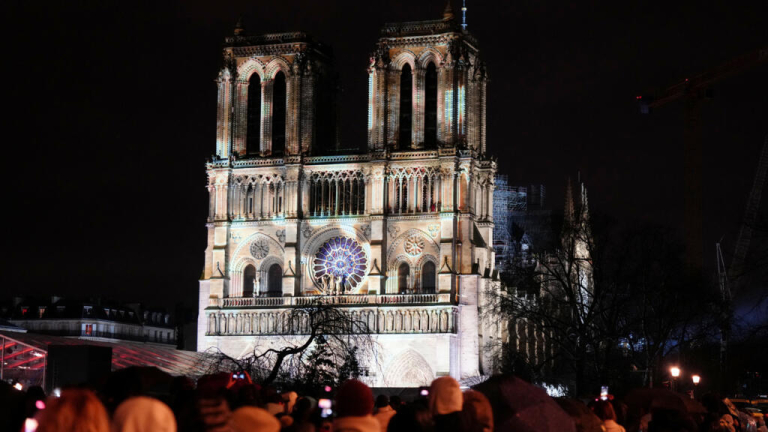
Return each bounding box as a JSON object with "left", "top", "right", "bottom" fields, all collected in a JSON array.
[{"left": 198, "top": 5, "right": 499, "bottom": 386}]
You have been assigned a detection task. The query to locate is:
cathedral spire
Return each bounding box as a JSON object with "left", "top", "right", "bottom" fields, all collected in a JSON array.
[
  {"left": 563, "top": 177, "right": 575, "bottom": 227},
  {"left": 443, "top": 1, "right": 455, "bottom": 20},
  {"left": 234, "top": 16, "right": 245, "bottom": 36}
]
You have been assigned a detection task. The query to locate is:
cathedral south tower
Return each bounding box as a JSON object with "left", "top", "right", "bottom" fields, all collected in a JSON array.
[{"left": 198, "top": 7, "right": 499, "bottom": 387}]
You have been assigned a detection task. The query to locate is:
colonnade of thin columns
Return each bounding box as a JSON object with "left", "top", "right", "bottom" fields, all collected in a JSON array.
[
  {"left": 386, "top": 173, "right": 442, "bottom": 214},
  {"left": 208, "top": 167, "right": 491, "bottom": 221},
  {"left": 308, "top": 177, "right": 366, "bottom": 217}
]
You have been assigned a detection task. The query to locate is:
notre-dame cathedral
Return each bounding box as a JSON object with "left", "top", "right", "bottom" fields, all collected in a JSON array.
[{"left": 197, "top": 5, "right": 502, "bottom": 387}]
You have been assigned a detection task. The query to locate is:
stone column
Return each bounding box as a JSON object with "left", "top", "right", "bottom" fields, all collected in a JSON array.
[
  {"left": 260, "top": 80, "right": 272, "bottom": 155},
  {"left": 413, "top": 68, "right": 426, "bottom": 148},
  {"left": 386, "top": 68, "right": 400, "bottom": 148}
]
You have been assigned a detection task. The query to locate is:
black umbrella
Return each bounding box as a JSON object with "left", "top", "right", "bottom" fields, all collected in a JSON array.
[
  {"left": 555, "top": 398, "right": 605, "bottom": 432},
  {"left": 473, "top": 375, "right": 576, "bottom": 432}
]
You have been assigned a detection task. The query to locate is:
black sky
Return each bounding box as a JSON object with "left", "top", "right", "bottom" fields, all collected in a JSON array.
[{"left": 6, "top": 1, "right": 767, "bottom": 311}]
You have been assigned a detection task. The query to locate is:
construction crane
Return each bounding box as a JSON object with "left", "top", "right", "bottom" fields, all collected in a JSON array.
[
  {"left": 715, "top": 135, "right": 767, "bottom": 379},
  {"left": 638, "top": 46, "right": 768, "bottom": 270},
  {"left": 730, "top": 134, "right": 768, "bottom": 282},
  {"left": 716, "top": 241, "right": 730, "bottom": 374}
]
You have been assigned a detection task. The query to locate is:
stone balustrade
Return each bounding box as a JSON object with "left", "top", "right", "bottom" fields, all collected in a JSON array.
[
  {"left": 212, "top": 293, "right": 451, "bottom": 309},
  {"left": 205, "top": 304, "right": 458, "bottom": 336}
]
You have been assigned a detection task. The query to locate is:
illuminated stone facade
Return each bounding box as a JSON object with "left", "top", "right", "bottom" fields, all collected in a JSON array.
[{"left": 197, "top": 9, "right": 500, "bottom": 386}]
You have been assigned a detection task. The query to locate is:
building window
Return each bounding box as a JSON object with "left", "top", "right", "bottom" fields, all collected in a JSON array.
[
  {"left": 243, "top": 264, "right": 256, "bottom": 297},
  {"left": 85, "top": 324, "right": 93, "bottom": 336},
  {"left": 398, "top": 262, "right": 410, "bottom": 293},
  {"left": 247, "top": 74, "right": 261, "bottom": 154},
  {"left": 425, "top": 62, "right": 438, "bottom": 147},
  {"left": 272, "top": 71, "right": 287, "bottom": 155},
  {"left": 399, "top": 64, "right": 413, "bottom": 148},
  {"left": 267, "top": 264, "right": 283, "bottom": 297},
  {"left": 421, "top": 261, "right": 436, "bottom": 293}
]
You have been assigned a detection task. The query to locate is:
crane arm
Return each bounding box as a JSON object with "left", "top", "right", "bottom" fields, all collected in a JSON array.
[{"left": 647, "top": 47, "right": 768, "bottom": 109}]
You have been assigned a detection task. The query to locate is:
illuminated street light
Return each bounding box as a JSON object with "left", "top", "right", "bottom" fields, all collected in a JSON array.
[
  {"left": 692, "top": 375, "right": 701, "bottom": 385},
  {"left": 670, "top": 366, "right": 681, "bottom": 392}
]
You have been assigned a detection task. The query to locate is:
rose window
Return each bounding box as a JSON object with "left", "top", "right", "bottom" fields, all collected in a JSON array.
[
  {"left": 250, "top": 239, "right": 269, "bottom": 259},
  {"left": 404, "top": 234, "right": 425, "bottom": 257},
  {"left": 313, "top": 237, "right": 368, "bottom": 289}
]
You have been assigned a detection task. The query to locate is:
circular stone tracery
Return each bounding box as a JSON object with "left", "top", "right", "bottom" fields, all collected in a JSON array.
[
  {"left": 404, "top": 234, "right": 425, "bottom": 257},
  {"left": 313, "top": 237, "right": 368, "bottom": 289},
  {"left": 250, "top": 239, "right": 269, "bottom": 259}
]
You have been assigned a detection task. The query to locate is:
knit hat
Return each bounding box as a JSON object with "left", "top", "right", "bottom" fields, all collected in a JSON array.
[
  {"left": 112, "top": 396, "right": 177, "bottom": 432},
  {"left": 336, "top": 379, "right": 374, "bottom": 418},
  {"left": 429, "top": 376, "right": 463, "bottom": 415},
  {"left": 229, "top": 406, "right": 281, "bottom": 432}
]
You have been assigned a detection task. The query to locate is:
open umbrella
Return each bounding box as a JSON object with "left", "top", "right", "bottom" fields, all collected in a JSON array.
[
  {"left": 555, "top": 398, "right": 605, "bottom": 432},
  {"left": 624, "top": 388, "right": 706, "bottom": 418},
  {"left": 473, "top": 375, "right": 576, "bottom": 432}
]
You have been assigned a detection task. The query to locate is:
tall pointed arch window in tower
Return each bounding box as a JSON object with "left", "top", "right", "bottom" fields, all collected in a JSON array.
[
  {"left": 246, "top": 75, "right": 261, "bottom": 155},
  {"left": 271, "top": 71, "right": 287, "bottom": 155},
  {"left": 243, "top": 264, "right": 256, "bottom": 297},
  {"left": 421, "top": 261, "right": 436, "bottom": 293},
  {"left": 267, "top": 264, "right": 282, "bottom": 297},
  {"left": 425, "top": 62, "right": 438, "bottom": 147},
  {"left": 399, "top": 64, "right": 413, "bottom": 149},
  {"left": 398, "top": 262, "right": 410, "bottom": 293}
]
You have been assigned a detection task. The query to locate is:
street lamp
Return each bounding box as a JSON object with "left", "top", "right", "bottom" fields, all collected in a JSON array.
[
  {"left": 691, "top": 374, "right": 701, "bottom": 399},
  {"left": 670, "top": 367, "right": 681, "bottom": 392}
]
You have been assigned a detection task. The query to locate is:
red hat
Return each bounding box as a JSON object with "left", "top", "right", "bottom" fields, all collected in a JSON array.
[{"left": 336, "top": 379, "right": 374, "bottom": 418}]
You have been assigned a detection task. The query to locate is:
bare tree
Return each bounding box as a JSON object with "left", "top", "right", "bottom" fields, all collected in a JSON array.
[
  {"left": 486, "top": 206, "right": 716, "bottom": 395},
  {"left": 204, "top": 299, "right": 375, "bottom": 388}
]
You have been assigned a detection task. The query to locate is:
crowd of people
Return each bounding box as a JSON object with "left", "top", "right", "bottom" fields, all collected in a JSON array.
[{"left": 1, "top": 371, "right": 766, "bottom": 432}]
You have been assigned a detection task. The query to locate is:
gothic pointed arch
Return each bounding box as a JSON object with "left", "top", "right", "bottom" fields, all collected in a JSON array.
[
  {"left": 391, "top": 51, "right": 417, "bottom": 71},
  {"left": 424, "top": 61, "right": 438, "bottom": 147},
  {"left": 399, "top": 63, "right": 413, "bottom": 149},
  {"left": 417, "top": 48, "right": 443, "bottom": 69},
  {"left": 398, "top": 262, "right": 410, "bottom": 293},
  {"left": 247, "top": 72, "right": 262, "bottom": 154},
  {"left": 421, "top": 260, "right": 437, "bottom": 293},
  {"left": 238, "top": 58, "right": 266, "bottom": 83},
  {"left": 383, "top": 349, "right": 434, "bottom": 387},
  {"left": 272, "top": 71, "right": 287, "bottom": 155},
  {"left": 266, "top": 263, "right": 283, "bottom": 297},
  {"left": 243, "top": 264, "right": 256, "bottom": 297}
]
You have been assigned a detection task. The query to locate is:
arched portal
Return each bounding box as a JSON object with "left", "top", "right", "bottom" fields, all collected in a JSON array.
[
  {"left": 267, "top": 263, "right": 282, "bottom": 297},
  {"left": 243, "top": 264, "right": 256, "bottom": 297},
  {"left": 398, "top": 262, "right": 410, "bottom": 293},
  {"left": 399, "top": 64, "right": 413, "bottom": 149},
  {"left": 272, "top": 71, "right": 286, "bottom": 155},
  {"left": 421, "top": 261, "right": 436, "bottom": 293},
  {"left": 425, "top": 62, "right": 438, "bottom": 147},
  {"left": 247, "top": 74, "right": 261, "bottom": 154}
]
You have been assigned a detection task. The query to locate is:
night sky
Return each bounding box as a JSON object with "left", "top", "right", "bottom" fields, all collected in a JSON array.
[{"left": 6, "top": 1, "right": 767, "bottom": 312}]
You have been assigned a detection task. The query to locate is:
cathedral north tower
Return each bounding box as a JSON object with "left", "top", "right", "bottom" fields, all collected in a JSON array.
[{"left": 199, "top": 6, "right": 499, "bottom": 386}]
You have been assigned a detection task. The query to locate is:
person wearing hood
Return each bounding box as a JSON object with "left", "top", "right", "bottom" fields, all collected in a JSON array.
[
  {"left": 373, "top": 395, "right": 396, "bottom": 432},
  {"left": 111, "top": 396, "right": 177, "bottom": 432},
  {"left": 333, "top": 379, "right": 379, "bottom": 432},
  {"left": 229, "top": 406, "right": 281, "bottom": 432},
  {"left": 428, "top": 377, "right": 465, "bottom": 432},
  {"left": 461, "top": 390, "right": 493, "bottom": 432}
]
